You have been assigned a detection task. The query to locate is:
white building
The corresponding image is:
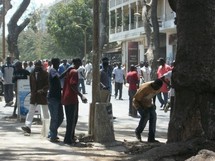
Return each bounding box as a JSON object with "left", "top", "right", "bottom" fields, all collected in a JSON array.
[{"left": 109, "top": 0, "right": 176, "bottom": 70}]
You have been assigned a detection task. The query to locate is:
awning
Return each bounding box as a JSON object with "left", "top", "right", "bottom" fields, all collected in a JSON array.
[{"left": 103, "top": 47, "right": 121, "bottom": 54}]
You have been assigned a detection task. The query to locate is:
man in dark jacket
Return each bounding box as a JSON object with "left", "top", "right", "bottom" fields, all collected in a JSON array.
[{"left": 21, "top": 60, "right": 49, "bottom": 135}]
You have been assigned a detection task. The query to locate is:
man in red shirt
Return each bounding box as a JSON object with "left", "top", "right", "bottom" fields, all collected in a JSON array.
[
  {"left": 156, "top": 58, "right": 172, "bottom": 109},
  {"left": 126, "top": 65, "right": 139, "bottom": 117},
  {"left": 61, "top": 58, "right": 87, "bottom": 145}
]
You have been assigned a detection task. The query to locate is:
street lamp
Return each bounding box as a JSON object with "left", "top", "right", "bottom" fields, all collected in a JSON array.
[{"left": 76, "top": 24, "right": 88, "bottom": 65}]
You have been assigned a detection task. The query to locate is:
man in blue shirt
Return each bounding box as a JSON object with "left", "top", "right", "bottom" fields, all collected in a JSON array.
[{"left": 47, "top": 58, "right": 64, "bottom": 142}]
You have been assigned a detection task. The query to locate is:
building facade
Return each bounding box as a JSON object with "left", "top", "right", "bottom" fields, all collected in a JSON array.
[{"left": 109, "top": 0, "right": 176, "bottom": 71}]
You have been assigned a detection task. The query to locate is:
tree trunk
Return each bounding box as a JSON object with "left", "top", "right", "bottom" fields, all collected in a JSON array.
[
  {"left": 142, "top": 0, "right": 153, "bottom": 63},
  {"left": 150, "top": 0, "right": 160, "bottom": 80},
  {"left": 141, "top": 0, "right": 160, "bottom": 79},
  {"left": 168, "top": 0, "right": 215, "bottom": 142},
  {"left": 99, "top": 0, "right": 108, "bottom": 50},
  {"left": 7, "top": 0, "right": 30, "bottom": 59}
]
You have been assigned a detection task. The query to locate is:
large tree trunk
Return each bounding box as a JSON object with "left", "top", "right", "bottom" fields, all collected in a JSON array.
[
  {"left": 141, "top": 0, "right": 160, "bottom": 79},
  {"left": 7, "top": 0, "right": 30, "bottom": 59},
  {"left": 142, "top": 0, "right": 153, "bottom": 63},
  {"left": 150, "top": 0, "right": 160, "bottom": 79},
  {"left": 168, "top": 0, "right": 215, "bottom": 142},
  {"left": 123, "top": 1, "right": 215, "bottom": 160}
]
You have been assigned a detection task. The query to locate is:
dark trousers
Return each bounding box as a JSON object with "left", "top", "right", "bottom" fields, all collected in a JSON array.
[
  {"left": 157, "top": 92, "right": 168, "bottom": 106},
  {"left": 4, "top": 84, "right": 14, "bottom": 103},
  {"left": 114, "top": 82, "right": 123, "bottom": 99},
  {"left": 170, "top": 96, "right": 175, "bottom": 118},
  {"left": 48, "top": 97, "right": 64, "bottom": 139},
  {"left": 135, "top": 106, "right": 157, "bottom": 141},
  {"left": 64, "top": 103, "right": 79, "bottom": 144},
  {"left": 128, "top": 90, "right": 137, "bottom": 116}
]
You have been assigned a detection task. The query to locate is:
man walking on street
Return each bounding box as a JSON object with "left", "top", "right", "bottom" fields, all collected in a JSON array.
[
  {"left": 133, "top": 79, "right": 163, "bottom": 142},
  {"left": 156, "top": 58, "right": 172, "bottom": 109},
  {"left": 77, "top": 64, "right": 87, "bottom": 94},
  {"left": 126, "top": 65, "right": 139, "bottom": 117},
  {"left": 112, "top": 62, "right": 125, "bottom": 100},
  {"left": 21, "top": 60, "right": 49, "bottom": 135},
  {"left": 2, "top": 57, "right": 14, "bottom": 107},
  {"left": 85, "top": 61, "right": 92, "bottom": 85}
]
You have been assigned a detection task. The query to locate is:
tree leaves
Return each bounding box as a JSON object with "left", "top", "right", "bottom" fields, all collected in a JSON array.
[{"left": 46, "top": 0, "right": 93, "bottom": 58}]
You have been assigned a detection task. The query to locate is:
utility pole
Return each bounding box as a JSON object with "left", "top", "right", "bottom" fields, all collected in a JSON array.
[
  {"left": 2, "top": 0, "right": 6, "bottom": 62},
  {"left": 89, "top": 0, "right": 100, "bottom": 136}
]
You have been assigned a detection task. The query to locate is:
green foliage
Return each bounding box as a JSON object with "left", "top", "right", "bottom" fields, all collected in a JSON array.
[
  {"left": 18, "top": 29, "right": 68, "bottom": 61},
  {"left": 46, "top": 0, "right": 93, "bottom": 58},
  {"left": 28, "top": 9, "right": 41, "bottom": 33}
]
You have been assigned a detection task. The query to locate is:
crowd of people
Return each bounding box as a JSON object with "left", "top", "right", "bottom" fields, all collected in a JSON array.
[
  {"left": 0, "top": 56, "right": 174, "bottom": 144},
  {"left": 1, "top": 57, "right": 87, "bottom": 144}
]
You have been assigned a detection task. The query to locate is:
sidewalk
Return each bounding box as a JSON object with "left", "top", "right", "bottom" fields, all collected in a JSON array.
[{"left": 0, "top": 84, "right": 170, "bottom": 161}]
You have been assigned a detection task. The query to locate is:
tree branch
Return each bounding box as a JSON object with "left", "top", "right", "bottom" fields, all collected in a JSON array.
[
  {"left": 8, "top": 0, "right": 30, "bottom": 26},
  {"left": 17, "top": 18, "right": 30, "bottom": 34}
]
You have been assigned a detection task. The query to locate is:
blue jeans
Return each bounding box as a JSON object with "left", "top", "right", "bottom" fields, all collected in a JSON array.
[
  {"left": 48, "top": 97, "right": 64, "bottom": 139},
  {"left": 78, "top": 79, "right": 86, "bottom": 94},
  {"left": 135, "top": 106, "right": 157, "bottom": 141},
  {"left": 4, "top": 84, "right": 14, "bottom": 103},
  {"left": 157, "top": 92, "right": 168, "bottom": 106},
  {"left": 64, "top": 103, "right": 79, "bottom": 144}
]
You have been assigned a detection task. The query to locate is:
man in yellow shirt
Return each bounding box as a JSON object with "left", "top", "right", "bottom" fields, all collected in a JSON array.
[{"left": 133, "top": 79, "right": 163, "bottom": 142}]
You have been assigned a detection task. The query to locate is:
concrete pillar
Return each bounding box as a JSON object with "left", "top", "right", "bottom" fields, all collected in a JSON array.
[{"left": 94, "top": 102, "right": 115, "bottom": 143}]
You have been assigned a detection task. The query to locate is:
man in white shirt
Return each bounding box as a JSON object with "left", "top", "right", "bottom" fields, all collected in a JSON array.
[
  {"left": 77, "top": 65, "right": 87, "bottom": 94},
  {"left": 112, "top": 62, "right": 125, "bottom": 100},
  {"left": 85, "top": 61, "right": 92, "bottom": 85},
  {"left": 141, "top": 61, "right": 151, "bottom": 83}
]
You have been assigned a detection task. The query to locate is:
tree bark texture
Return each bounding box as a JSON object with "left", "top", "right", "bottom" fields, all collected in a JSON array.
[
  {"left": 168, "top": 0, "right": 215, "bottom": 142},
  {"left": 141, "top": 0, "right": 153, "bottom": 63},
  {"left": 141, "top": 0, "right": 160, "bottom": 79},
  {"left": 150, "top": 0, "right": 160, "bottom": 80},
  {"left": 99, "top": 0, "right": 108, "bottom": 50},
  {"left": 7, "top": 0, "right": 30, "bottom": 59}
]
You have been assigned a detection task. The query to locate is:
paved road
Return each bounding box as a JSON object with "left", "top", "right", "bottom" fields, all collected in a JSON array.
[{"left": 0, "top": 83, "right": 170, "bottom": 161}]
